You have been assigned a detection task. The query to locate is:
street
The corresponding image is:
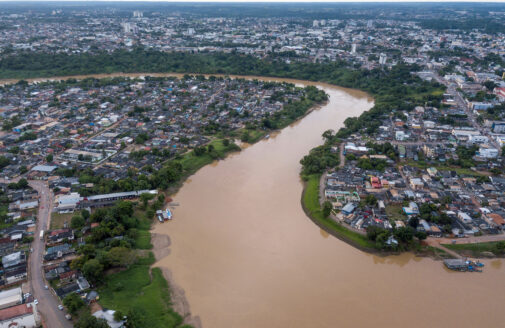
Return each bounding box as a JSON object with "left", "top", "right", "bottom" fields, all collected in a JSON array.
[{"left": 28, "top": 180, "right": 73, "bottom": 328}]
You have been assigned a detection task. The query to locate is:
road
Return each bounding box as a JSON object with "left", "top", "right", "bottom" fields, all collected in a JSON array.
[{"left": 28, "top": 180, "right": 73, "bottom": 328}]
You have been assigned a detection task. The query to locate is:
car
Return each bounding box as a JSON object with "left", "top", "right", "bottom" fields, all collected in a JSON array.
[
  {"left": 65, "top": 314, "right": 72, "bottom": 320},
  {"left": 44, "top": 285, "right": 48, "bottom": 290},
  {"left": 58, "top": 305, "right": 64, "bottom": 310},
  {"left": 33, "top": 299, "right": 38, "bottom": 305}
]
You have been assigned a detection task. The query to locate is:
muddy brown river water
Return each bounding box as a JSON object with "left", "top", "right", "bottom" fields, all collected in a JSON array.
[
  {"left": 4, "top": 74, "right": 503, "bottom": 328},
  {"left": 151, "top": 80, "right": 505, "bottom": 328}
]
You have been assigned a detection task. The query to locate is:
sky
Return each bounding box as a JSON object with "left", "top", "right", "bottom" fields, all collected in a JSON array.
[{"left": 5, "top": 0, "right": 505, "bottom": 2}]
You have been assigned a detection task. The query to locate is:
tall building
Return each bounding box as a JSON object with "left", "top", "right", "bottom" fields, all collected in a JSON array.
[
  {"left": 379, "top": 53, "right": 387, "bottom": 65},
  {"left": 313, "top": 20, "right": 319, "bottom": 27},
  {"left": 133, "top": 10, "right": 143, "bottom": 18},
  {"left": 351, "top": 43, "right": 357, "bottom": 54},
  {"left": 121, "top": 22, "right": 138, "bottom": 34}
]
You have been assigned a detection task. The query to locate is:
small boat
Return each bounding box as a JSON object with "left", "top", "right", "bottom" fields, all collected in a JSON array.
[
  {"left": 156, "top": 210, "right": 164, "bottom": 223},
  {"left": 264, "top": 134, "right": 270, "bottom": 139},
  {"left": 163, "top": 208, "right": 173, "bottom": 221}
]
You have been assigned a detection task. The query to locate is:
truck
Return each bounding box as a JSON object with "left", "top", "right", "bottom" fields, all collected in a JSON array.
[{"left": 39, "top": 230, "right": 44, "bottom": 241}]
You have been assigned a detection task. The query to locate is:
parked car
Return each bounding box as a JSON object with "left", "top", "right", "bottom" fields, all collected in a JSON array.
[
  {"left": 34, "top": 299, "right": 39, "bottom": 305},
  {"left": 44, "top": 285, "right": 48, "bottom": 290},
  {"left": 58, "top": 305, "right": 64, "bottom": 310}
]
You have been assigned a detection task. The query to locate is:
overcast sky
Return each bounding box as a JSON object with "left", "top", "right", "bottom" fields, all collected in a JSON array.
[{"left": 8, "top": 0, "right": 505, "bottom": 2}]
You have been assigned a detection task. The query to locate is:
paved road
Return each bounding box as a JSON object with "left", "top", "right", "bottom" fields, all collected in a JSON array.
[{"left": 28, "top": 181, "right": 73, "bottom": 328}]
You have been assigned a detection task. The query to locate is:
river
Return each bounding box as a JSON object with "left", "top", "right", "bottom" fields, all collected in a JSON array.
[
  {"left": 152, "top": 80, "right": 505, "bottom": 328},
  {"left": 4, "top": 73, "right": 504, "bottom": 328}
]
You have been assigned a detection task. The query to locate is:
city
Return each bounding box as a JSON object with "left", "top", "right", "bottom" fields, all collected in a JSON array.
[{"left": 0, "top": 2, "right": 503, "bottom": 328}]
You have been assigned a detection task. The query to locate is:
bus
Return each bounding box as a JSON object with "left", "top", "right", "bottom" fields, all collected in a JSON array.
[{"left": 39, "top": 230, "right": 44, "bottom": 241}]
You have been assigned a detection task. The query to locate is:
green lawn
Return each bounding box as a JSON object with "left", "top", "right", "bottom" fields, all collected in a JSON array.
[
  {"left": 50, "top": 212, "right": 73, "bottom": 230},
  {"left": 385, "top": 204, "right": 406, "bottom": 221},
  {"left": 443, "top": 241, "right": 503, "bottom": 256},
  {"left": 135, "top": 230, "right": 153, "bottom": 250},
  {"left": 99, "top": 253, "right": 186, "bottom": 328},
  {"left": 245, "top": 129, "right": 267, "bottom": 144},
  {"left": 404, "top": 161, "right": 485, "bottom": 177},
  {"left": 176, "top": 139, "right": 241, "bottom": 176},
  {"left": 302, "top": 174, "right": 376, "bottom": 250}
]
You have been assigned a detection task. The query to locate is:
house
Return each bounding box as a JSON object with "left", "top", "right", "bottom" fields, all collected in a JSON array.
[
  {"left": 488, "top": 213, "right": 505, "bottom": 229},
  {"left": 47, "top": 229, "right": 74, "bottom": 244},
  {"left": 0, "top": 303, "right": 39, "bottom": 328},
  {"left": 458, "top": 212, "right": 473, "bottom": 224},
  {"left": 342, "top": 203, "right": 356, "bottom": 215},
  {"left": 2, "top": 252, "right": 25, "bottom": 269},
  {"left": 403, "top": 202, "right": 419, "bottom": 215},
  {"left": 409, "top": 178, "right": 424, "bottom": 190}
]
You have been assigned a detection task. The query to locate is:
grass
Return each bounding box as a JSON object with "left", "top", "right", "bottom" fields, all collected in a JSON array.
[
  {"left": 50, "top": 212, "right": 73, "bottom": 230},
  {"left": 443, "top": 241, "right": 503, "bottom": 256},
  {"left": 176, "top": 138, "right": 241, "bottom": 176},
  {"left": 99, "top": 253, "right": 186, "bottom": 328},
  {"left": 404, "top": 161, "right": 485, "bottom": 177},
  {"left": 244, "top": 129, "right": 267, "bottom": 144},
  {"left": 135, "top": 230, "right": 153, "bottom": 250},
  {"left": 302, "top": 174, "right": 376, "bottom": 250},
  {"left": 385, "top": 204, "right": 406, "bottom": 221}
]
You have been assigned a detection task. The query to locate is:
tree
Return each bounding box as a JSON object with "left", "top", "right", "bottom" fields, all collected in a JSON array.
[
  {"left": 71, "top": 215, "right": 85, "bottom": 229},
  {"left": 107, "top": 247, "right": 136, "bottom": 268},
  {"left": 222, "top": 139, "right": 230, "bottom": 147},
  {"left": 82, "top": 259, "right": 104, "bottom": 282},
  {"left": 75, "top": 313, "right": 111, "bottom": 328},
  {"left": 46, "top": 154, "right": 53, "bottom": 162},
  {"left": 125, "top": 308, "right": 148, "bottom": 328},
  {"left": 17, "top": 178, "right": 28, "bottom": 189},
  {"left": 494, "top": 241, "right": 505, "bottom": 255},
  {"left": 81, "top": 209, "right": 90, "bottom": 221},
  {"left": 63, "top": 293, "right": 85, "bottom": 315},
  {"left": 322, "top": 201, "right": 333, "bottom": 218}
]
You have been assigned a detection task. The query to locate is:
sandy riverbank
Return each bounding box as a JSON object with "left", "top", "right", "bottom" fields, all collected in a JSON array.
[{"left": 151, "top": 233, "right": 202, "bottom": 328}]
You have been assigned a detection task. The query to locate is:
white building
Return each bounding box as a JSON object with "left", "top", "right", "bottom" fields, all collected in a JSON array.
[
  {"left": 478, "top": 147, "right": 499, "bottom": 159},
  {"left": 468, "top": 135, "right": 489, "bottom": 144},
  {"left": 351, "top": 43, "right": 357, "bottom": 54},
  {"left": 0, "top": 288, "right": 22, "bottom": 310},
  {"left": 379, "top": 53, "right": 387, "bottom": 65}
]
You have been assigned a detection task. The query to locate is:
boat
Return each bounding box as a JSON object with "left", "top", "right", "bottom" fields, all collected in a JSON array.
[
  {"left": 156, "top": 210, "right": 164, "bottom": 223},
  {"left": 163, "top": 208, "right": 173, "bottom": 221},
  {"left": 264, "top": 134, "right": 270, "bottom": 139},
  {"left": 444, "top": 259, "right": 484, "bottom": 272}
]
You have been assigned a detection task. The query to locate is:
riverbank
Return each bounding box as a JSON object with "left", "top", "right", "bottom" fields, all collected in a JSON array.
[
  {"left": 300, "top": 173, "right": 456, "bottom": 259},
  {"left": 300, "top": 174, "right": 378, "bottom": 253}
]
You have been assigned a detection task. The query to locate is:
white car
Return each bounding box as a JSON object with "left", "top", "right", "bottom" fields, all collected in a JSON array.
[
  {"left": 33, "top": 299, "right": 39, "bottom": 305},
  {"left": 58, "top": 305, "right": 64, "bottom": 310},
  {"left": 44, "top": 285, "right": 48, "bottom": 290}
]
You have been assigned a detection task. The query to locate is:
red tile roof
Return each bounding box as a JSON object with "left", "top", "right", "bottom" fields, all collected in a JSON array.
[{"left": 0, "top": 304, "right": 33, "bottom": 321}]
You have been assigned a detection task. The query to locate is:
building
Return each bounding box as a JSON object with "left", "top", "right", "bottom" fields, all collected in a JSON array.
[
  {"left": 491, "top": 121, "right": 505, "bottom": 133},
  {"left": 0, "top": 303, "right": 39, "bottom": 328},
  {"left": 478, "top": 147, "right": 499, "bottom": 159},
  {"left": 0, "top": 288, "right": 22, "bottom": 310},
  {"left": 379, "top": 53, "right": 387, "bottom": 65},
  {"left": 342, "top": 203, "right": 356, "bottom": 215},
  {"left": 468, "top": 135, "right": 489, "bottom": 144}
]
